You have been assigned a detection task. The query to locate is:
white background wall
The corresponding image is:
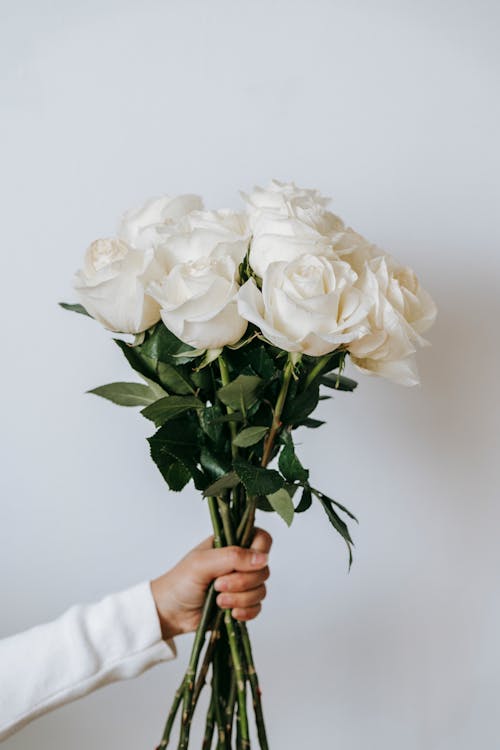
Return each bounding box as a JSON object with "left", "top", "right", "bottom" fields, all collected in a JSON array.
[{"left": 1, "top": 1, "right": 499, "bottom": 747}]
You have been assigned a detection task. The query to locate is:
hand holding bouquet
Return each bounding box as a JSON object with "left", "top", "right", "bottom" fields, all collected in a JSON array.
[{"left": 62, "top": 180, "right": 436, "bottom": 748}]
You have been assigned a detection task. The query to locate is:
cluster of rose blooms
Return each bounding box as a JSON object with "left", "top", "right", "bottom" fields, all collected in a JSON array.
[{"left": 74, "top": 180, "right": 437, "bottom": 386}]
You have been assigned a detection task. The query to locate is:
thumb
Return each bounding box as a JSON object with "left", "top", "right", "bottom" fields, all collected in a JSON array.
[{"left": 193, "top": 545, "right": 269, "bottom": 584}]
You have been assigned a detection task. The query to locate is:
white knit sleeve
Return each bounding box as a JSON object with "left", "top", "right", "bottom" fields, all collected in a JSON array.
[{"left": 0, "top": 581, "right": 177, "bottom": 741}]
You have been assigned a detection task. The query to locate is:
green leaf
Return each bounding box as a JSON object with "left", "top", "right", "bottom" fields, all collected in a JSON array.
[
  {"left": 240, "top": 344, "right": 276, "bottom": 379},
  {"left": 190, "top": 368, "right": 212, "bottom": 393},
  {"left": 59, "top": 302, "right": 91, "bottom": 317},
  {"left": 113, "top": 339, "right": 157, "bottom": 382},
  {"left": 147, "top": 416, "right": 204, "bottom": 491},
  {"left": 141, "top": 395, "right": 203, "bottom": 427},
  {"left": 256, "top": 495, "right": 274, "bottom": 512},
  {"left": 217, "top": 375, "right": 263, "bottom": 413},
  {"left": 266, "top": 488, "right": 294, "bottom": 526},
  {"left": 140, "top": 323, "right": 194, "bottom": 364},
  {"left": 282, "top": 383, "right": 320, "bottom": 424},
  {"left": 233, "top": 425, "right": 268, "bottom": 448},
  {"left": 203, "top": 471, "right": 241, "bottom": 497},
  {"left": 320, "top": 373, "right": 358, "bottom": 391},
  {"left": 156, "top": 362, "right": 195, "bottom": 395},
  {"left": 200, "top": 447, "right": 231, "bottom": 481},
  {"left": 87, "top": 381, "right": 159, "bottom": 407},
  {"left": 158, "top": 461, "right": 192, "bottom": 492},
  {"left": 212, "top": 412, "right": 244, "bottom": 424},
  {"left": 139, "top": 375, "right": 168, "bottom": 401},
  {"left": 198, "top": 404, "right": 226, "bottom": 446},
  {"left": 310, "top": 487, "right": 358, "bottom": 522},
  {"left": 278, "top": 433, "right": 309, "bottom": 483},
  {"left": 233, "top": 458, "right": 284, "bottom": 496},
  {"left": 317, "top": 496, "right": 354, "bottom": 568},
  {"left": 295, "top": 486, "right": 312, "bottom": 513},
  {"left": 300, "top": 418, "right": 326, "bottom": 429}
]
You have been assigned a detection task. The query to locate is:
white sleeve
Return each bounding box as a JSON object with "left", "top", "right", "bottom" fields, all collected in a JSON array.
[{"left": 0, "top": 581, "right": 177, "bottom": 741}]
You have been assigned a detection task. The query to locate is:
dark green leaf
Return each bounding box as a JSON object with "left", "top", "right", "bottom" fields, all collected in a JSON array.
[
  {"left": 217, "top": 375, "right": 263, "bottom": 412},
  {"left": 282, "top": 383, "right": 320, "bottom": 424},
  {"left": 256, "top": 495, "right": 274, "bottom": 512},
  {"left": 295, "top": 486, "right": 312, "bottom": 513},
  {"left": 158, "top": 460, "right": 192, "bottom": 492},
  {"left": 310, "top": 487, "right": 358, "bottom": 522},
  {"left": 233, "top": 426, "right": 268, "bottom": 448},
  {"left": 266, "top": 488, "right": 294, "bottom": 526},
  {"left": 190, "top": 368, "right": 212, "bottom": 393},
  {"left": 317, "top": 496, "right": 354, "bottom": 568},
  {"left": 320, "top": 373, "right": 358, "bottom": 392},
  {"left": 212, "top": 412, "right": 244, "bottom": 424},
  {"left": 141, "top": 395, "right": 203, "bottom": 427},
  {"left": 147, "top": 416, "right": 204, "bottom": 492},
  {"left": 278, "top": 433, "right": 309, "bottom": 483},
  {"left": 87, "top": 381, "right": 158, "bottom": 407},
  {"left": 203, "top": 471, "right": 241, "bottom": 497},
  {"left": 240, "top": 344, "right": 275, "bottom": 379},
  {"left": 200, "top": 447, "right": 231, "bottom": 481},
  {"left": 156, "top": 362, "right": 195, "bottom": 395},
  {"left": 140, "top": 323, "right": 194, "bottom": 364},
  {"left": 113, "top": 339, "right": 157, "bottom": 382},
  {"left": 300, "top": 418, "right": 326, "bottom": 429},
  {"left": 59, "top": 302, "right": 91, "bottom": 317},
  {"left": 233, "top": 459, "right": 284, "bottom": 496},
  {"left": 198, "top": 404, "right": 226, "bottom": 446}
]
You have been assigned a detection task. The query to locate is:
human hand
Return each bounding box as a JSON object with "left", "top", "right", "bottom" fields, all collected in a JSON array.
[{"left": 150, "top": 528, "right": 272, "bottom": 641}]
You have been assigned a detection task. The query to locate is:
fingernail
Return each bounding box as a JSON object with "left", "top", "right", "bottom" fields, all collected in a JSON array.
[
  {"left": 251, "top": 551, "right": 268, "bottom": 566},
  {"left": 217, "top": 594, "right": 230, "bottom": 607},
  {"left": 214, "top": 578, "right": 226, "bottom": 592}
]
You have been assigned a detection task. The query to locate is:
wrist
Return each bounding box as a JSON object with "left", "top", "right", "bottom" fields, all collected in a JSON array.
[{"left": 150, "top": 576, "right": 183, "bottom": 641}]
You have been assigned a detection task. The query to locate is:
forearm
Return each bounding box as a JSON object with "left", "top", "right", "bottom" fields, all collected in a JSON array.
[{"left": 0, "top": 581, "right": 176, "bottom": 741}]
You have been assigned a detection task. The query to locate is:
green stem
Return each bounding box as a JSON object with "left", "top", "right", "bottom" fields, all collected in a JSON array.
[
  {"left": 238, "top": 622, "right": 269, "bottom": 750},
  {"left": 207, "top": 497, "right": 250, "bottom": 748},
  {"left": 202, "top": 694, "right": 216, "bottom": 750},
  {"left": 212, "top": 647, "right": 227, "bottom": 749},
  {"left": 225, "top": 673, "right": 237, "bottom": 742},
  {"left": 217, "top": 498, "right": 235, "bottom": 548},
  {"left": 218, "top": 498, "right": 268, "bottom": 750},
  {"left": 177, "top": 583, "right": 217, "bottom": 749},
  {"left": 304, "top": 353, "right": 331, "bottom": 389},
  {"left": 157, "top": 680, "right": 184, "bottom": 748},
  {"left": 218, "top": 354, "right": 238, "bottom": 458},
  {"left": 304, "top": 350, "right": 346, "bottom": 389},
  {"left": 261, "top": 356, "right": 294, "bottom": 467},
  {"left": 192, "top": 613, "right": 223, "bottom": 708},
  {"left": 224, "top": 609, "right": 249, "bottom": 748}
]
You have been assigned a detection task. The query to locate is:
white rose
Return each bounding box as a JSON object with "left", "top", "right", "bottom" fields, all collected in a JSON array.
[
  {"left": 248, "top": 214, "right": 337, "bottom": 278},
  {"left": 237, "top": 254, "right": 371, "bottom": 356},
  {"left": 147, "top": 256, "right": 247, "bottom": 350},
  {"left": 118, "top": 194, "right": 203, "bottom": 250},
  {"left": 74, "top": 238, "right": 162, "bottom": 333},
  {"left": 155, "top": 209, "right": 250, "bottom": 272},
  {"left": 348, "top": 256, "right": 437, "bottom": 385},
  {"left": 242, "top": 178, "right": 345, "bottom": 236},
  {"left": 329, "top": 226, "right": 381, "bottom": 275}
]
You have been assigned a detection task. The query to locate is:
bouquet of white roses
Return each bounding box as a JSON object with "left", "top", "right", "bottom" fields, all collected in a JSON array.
[{"left": 62, "top": 180, "right": 436, "bottom": 749}]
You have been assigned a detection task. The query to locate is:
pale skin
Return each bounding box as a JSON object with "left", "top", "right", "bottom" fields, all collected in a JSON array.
[{"left": 150, "top": 528, "right": 272, "bottom": 641}]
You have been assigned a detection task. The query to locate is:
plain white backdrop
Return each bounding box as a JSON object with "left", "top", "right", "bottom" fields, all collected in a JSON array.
[{"left": 1, "top": 1, "right": 499, "bottom": 747}]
